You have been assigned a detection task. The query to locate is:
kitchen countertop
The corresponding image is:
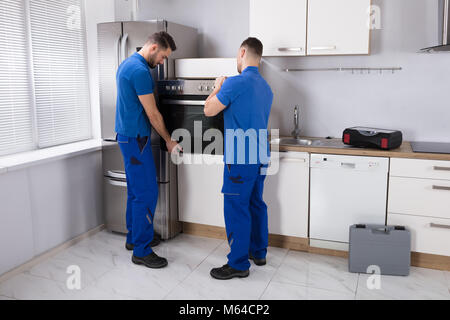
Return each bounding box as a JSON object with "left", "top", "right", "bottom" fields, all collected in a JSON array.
[{"left": 272, "top": 137, "right": 450, "bottom": 161}]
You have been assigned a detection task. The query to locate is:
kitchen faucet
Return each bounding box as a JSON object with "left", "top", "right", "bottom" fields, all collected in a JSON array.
[{"left": 291, "top": 105, "right": 301, "bottom": 139}]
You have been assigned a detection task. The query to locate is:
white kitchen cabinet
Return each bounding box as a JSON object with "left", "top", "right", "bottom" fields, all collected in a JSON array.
[
  {"left": 307, "top": 0, "right": 371, "bottom": 55},
  {"left": 249, "top": 0, "right": 307, "bottom": 56},
  {"left": 177, "top": 154, "right": 225, "bottom": 227},
  {"left": 388, "top": 176, "right": 450, "bottom": 220},
  {"left": 388, "top": 213, "right": 450, "bottom": 257},
  {"left": 388, "top": 158, "right": 450, "bottom": 256},
  {"left": 390, "top": 158, "right": 450, "bottom": 181},
  {"left": 264, "top": 152, "right": 309, "bottom": 238}
]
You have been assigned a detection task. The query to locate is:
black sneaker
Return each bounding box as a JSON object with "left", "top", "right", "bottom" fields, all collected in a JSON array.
[
  {"left": 125, "top": 233, "right": 162, "bottom": 250},
  {"left": 210, "top": 264, "right": 249, "bottom": 280},
  {"left": 132, "top": 252, "right": 168, "bottom": 269},
  {"left": 249, "top": 254, "right": 266, "bottom": 266}
]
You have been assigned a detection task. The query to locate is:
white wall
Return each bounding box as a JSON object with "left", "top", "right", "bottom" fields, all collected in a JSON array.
[
  {"left": 0, "top": 151, "right": 103, "bottom": 276},
  {"left": 134, "top": 0, "right": 450, "bottom": 143},
  {"left": 84, "top": 0, "right": 116, "bottom": 139}
]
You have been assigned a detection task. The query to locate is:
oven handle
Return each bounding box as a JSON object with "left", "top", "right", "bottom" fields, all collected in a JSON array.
[{"left": 161, "top": 99, "right": 206, "bottom": 106}]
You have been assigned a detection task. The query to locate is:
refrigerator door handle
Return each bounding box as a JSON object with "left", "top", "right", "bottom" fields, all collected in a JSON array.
[
  {"left": 106, "top": 170, "right": 126, "bottom": 180},
  {"left": 115, "top": 35, "right": 122, "bottom": 70},
  {"left": 121, "top": 33, "right": 129, "bottom": 62},
  {"left": 106, "top": 178, "right": 127, "bottom": 188}
]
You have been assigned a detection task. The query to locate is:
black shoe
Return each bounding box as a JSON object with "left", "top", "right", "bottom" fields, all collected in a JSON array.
[
  {"left": 125, "top": 233, "right": 162, "bottom": 251},
  {"left": 132, "top": 252, "right": 168, "bottom": 269},
  {"left": 249, "top": 254, "right": 266, "bottom": 266},
  {"left": 210, "top": 264, "right": 249, "bottom": 280}
]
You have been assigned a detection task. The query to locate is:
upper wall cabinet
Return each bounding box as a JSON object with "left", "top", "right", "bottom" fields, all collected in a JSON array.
[
  {"left": 249, "top": 0, "right": 308, "bottom": 56},
  {"left": 307, "top": 0, "right": 371, "bottom": 55}
]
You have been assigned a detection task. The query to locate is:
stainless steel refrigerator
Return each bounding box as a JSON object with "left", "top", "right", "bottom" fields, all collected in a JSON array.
[{"left": 98, "top": 20, "right": 198, "bottom": 239}]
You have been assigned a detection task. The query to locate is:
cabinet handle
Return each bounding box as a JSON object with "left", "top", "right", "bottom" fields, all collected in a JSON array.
[
  {"left": 432, "top": 185, "right": 450, "bottom": 191},
  {"left": 278, "top": 47, "right": 303, "bottom": 52},
  {"left": 430, "top": 223, "right": 450, "bottom": 230},
  {"left": 310, "top": 46, "right": 337, "bottom": 51},
  {"left": 433, "top": 166, "right": 450, "bottom": 171},
  {"left": 280, "top": 158, "right": 306, "bottom": 163},
  {"left": 341, "top": 162, "right": 356, "bottom": 169}
]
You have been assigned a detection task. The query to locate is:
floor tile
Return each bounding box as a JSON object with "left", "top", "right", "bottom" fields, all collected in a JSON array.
[
  {"left": 260, "top": 281, "right": 355, "bottom": 300},
  {"left": 1, "top": 230, "right": 448, "bottom": 300},
  {"left": 90, "top": 264, "right": 183, "bottom": 300},
  {"left": 23, "top": 254, "right": 112, "bottom": 288},
  {"left": 0, "top": 273, "right": 81, "bottom": 300},
  {"left": 271, "top": 251, "right": 358, "bottom": 295},
  {"left": 83, "top": 233, "right": 224, "bottom": 300},
  {"left": 356, "top": 267, "right": 450, "bottom": 300},
  {"left": 165, "top": 242, "right": 288, "bottom": 300},
  {"left": 155, "top": 233, "right": 225, "bottom": 277}
]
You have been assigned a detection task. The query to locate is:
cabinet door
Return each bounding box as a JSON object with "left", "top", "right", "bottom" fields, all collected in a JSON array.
[
  {"left": 388, "top": 213, "right": 450, "bottom": 256},
  {"left": 249, "top": 0, "right": 307, "bottom": 56},
  {"left": 177, "top": 155, "right": 225, "bottom": 227},
  {"left": 307, "top": 0, "right": 371, "bottom": 55},
  {"left": 264, "top": 152, "right": 309, "bottom": 238}
]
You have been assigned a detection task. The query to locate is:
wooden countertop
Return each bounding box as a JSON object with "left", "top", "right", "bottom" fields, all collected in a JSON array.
[{"left": 272, "top": 137, "right": 450, "bottom": 161}]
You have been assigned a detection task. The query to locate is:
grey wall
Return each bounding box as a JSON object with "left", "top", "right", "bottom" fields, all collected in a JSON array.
[
  {"left": 0, "top": 151, "right": 103, "bottom": 276},
  {"left": 131, "top": 0, "right": 450, "bottom": 142}
]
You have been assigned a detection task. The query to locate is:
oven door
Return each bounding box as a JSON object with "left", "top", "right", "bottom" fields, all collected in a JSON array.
[{"left": 160, "top": 97, "right": 224, "bottom": 155}]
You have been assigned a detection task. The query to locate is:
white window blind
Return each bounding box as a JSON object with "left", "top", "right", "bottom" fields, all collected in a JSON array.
[
  {"left": 0, "top": 0, "right": 35, "bottom": 156},
  {"left": 29, "top": 0, "right": 91, "bottom": 148}
]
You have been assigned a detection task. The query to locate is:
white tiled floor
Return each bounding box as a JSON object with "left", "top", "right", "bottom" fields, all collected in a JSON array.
[{"left": 0, "top": 230, "right": 449, "bottom": 300}]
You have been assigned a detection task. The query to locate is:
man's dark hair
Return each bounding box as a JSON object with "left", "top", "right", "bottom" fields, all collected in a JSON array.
[
  {"left": 240, "top": 37, "right": 263, "bottom": 58},
  {"left": 147, "top": 31, "right": 177, "bottom": 51}
]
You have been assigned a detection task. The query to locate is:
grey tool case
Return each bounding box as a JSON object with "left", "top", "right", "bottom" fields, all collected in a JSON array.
[{"left": 349, "top": 224, "right": 411, "bottom": 276}]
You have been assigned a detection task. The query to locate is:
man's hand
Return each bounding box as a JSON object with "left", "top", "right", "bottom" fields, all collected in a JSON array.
[
  {"left": 214, "top": 76, "right": 227, "bottom": 91},
  {"left": 204, "top": 76, "right": 228, "bottom": 117},
  {"left": 166, "top": 139, "right": 183, "bottom": 154}
]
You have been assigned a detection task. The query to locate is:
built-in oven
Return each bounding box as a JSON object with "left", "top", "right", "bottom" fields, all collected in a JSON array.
[{"left": 157, "top": 79, "right": 224, "bottom": 155}]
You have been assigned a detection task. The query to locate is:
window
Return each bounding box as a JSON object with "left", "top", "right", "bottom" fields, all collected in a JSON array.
[
  {"left": 0, "top": 0, "right": 91, "bottom": 156},
  {"left": 0, "top": 0, "right": 35, "bottom": 155}
]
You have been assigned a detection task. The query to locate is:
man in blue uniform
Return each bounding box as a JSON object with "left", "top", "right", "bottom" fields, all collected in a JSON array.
[
  {"left": 204, "top": 37, "right": 273, "bottom": 280},
  {"left": 115, "top": 32, "right": 181, "bottom": 269}
]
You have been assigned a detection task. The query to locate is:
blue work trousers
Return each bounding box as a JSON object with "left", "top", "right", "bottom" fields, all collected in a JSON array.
[{"left": 117, "top": 133, "right": 158, "bottom": 258}]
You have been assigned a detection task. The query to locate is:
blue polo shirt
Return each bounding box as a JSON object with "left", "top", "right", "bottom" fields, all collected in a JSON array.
[
  {"left": 115, "top": 52, "right": 154, "bottom": 138},
  {"left": 216, "top": 66, "right": 273, "bottom": 165}
]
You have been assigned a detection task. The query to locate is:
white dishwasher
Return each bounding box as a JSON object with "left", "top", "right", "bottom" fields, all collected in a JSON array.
[{"left": 309, "top": 154, "right": 389, "bottom": 251}]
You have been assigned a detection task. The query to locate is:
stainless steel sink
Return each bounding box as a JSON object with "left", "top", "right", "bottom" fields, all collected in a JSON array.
[
  {"left": 271, "top": 137, "right": 352, "bottom": 149},
  {"left": 270, "top": 138, "right": 314, "bottom": 146}
]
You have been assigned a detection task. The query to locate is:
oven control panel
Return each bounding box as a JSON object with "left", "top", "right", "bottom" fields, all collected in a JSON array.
[{"left": 158, "top": 80, "right": 216, "bottom": 95}]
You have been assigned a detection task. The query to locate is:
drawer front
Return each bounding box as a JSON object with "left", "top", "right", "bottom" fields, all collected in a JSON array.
[
  {"left": 390, "top": 158, "right": 450, "bottom": 180},
  {"left": 388, "top": 177, "right": 450, "bottom": 219},
  {"left": 388, "top": 213, "right": 450, "bottom": 256}
]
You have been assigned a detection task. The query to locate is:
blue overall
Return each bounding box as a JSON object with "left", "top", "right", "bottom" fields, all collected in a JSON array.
[
  {"left": 115, "top": 52, "right": 157, "bottom": 258},
  {"left": 216, "top": 66, "right": 273, "bottom": 271},
  {"left": 118, "top": 134, "right": 158, "bottom": 258}
]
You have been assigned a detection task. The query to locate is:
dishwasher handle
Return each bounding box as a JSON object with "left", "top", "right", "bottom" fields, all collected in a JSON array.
[{"left": 341, "top": 162, "right": 356, "bottom": 169}]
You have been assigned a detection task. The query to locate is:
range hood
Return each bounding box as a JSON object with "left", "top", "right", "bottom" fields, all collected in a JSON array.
[{"left": 419, "top": 0, "right": 450, "bottom": 53}]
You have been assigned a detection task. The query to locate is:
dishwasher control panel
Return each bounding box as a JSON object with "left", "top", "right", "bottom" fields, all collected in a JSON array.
[{"left": 310, "top": 154, "right": 389, "bottom": 173}]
